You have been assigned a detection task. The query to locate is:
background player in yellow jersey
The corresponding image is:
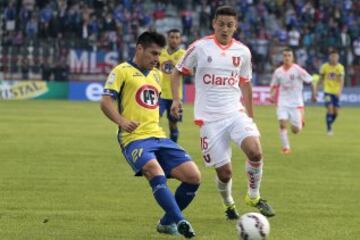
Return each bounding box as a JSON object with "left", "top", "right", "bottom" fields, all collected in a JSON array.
[
  {"left": 159, "top": 29, "right": 186, "bottom": 142},
  {"left": 315, "top": 49, "right": 345, "bottom": 135},
  {"left": 100, "top": 31, "right": 201, "bottom": 238}
]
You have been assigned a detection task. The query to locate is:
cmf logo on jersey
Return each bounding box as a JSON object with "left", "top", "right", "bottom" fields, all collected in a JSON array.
[
  {"left": 232, "top": 56, "right": 241, "bottom": 67},
  {"left": 135, "top": 85, "right": 159, "bottom": 109}
]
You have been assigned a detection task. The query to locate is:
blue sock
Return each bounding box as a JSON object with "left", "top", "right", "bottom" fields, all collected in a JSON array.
[
  {"left": 326, "top": 113, "right": 333, "bottom": 131},
  {"left": 160, "top": 182, "right": 199, "bottom": 225},
  {"left": 170, "top": 128, "right": 179, "bottom": 143},
  {"left": 332, "top": 114, "right": 337, "bottom": 124},
  {"left": 149, "top": 176, "right": 184, "bottom": 224}
]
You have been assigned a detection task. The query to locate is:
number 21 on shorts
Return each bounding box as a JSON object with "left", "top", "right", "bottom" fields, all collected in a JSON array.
[{"left": 200, "top": 137, "right": 211, "bottom": 163}]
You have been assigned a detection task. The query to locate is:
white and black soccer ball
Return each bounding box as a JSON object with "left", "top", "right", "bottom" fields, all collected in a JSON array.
[{"left": 236, "top": 212, "right": 270, "bottom": 240}]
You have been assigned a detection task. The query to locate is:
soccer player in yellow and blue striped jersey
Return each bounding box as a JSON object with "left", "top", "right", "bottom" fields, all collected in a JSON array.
[
  {"left": 100, "top": 31, "right": 200, "bottom": 238},
  {"left": 316, "top": 50, "right": 345, "bottom": 135},
  {"left": 159, "top": 29, "right": 186, "bottom": 142}
]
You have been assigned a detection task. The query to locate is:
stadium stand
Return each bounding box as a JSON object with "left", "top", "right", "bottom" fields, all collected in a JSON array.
[{"left": 0, "top": 0, "right": 359, "bottom": 85}]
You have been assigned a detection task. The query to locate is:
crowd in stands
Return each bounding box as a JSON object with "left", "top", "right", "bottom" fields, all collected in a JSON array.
[{"left": 0, "top": 0, "right": 359, "bottom": 85}]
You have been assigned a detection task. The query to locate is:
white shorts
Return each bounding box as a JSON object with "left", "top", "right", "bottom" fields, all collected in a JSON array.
[
  {"left": 199, "top": 111, "right": 260, "bottom": 168},
  {"left": 277, "top": 106, "right": 304, "bottom": 129}
]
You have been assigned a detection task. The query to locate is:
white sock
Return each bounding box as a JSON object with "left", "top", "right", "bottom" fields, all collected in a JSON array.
[
  {"left": 246, "top": 160, "right": 263, "bottom": 199},
  {"left": 279, "top": 128, "right": 290, "bottom": 149},
  {"left": 215, "top": 176, "right": 234, "bottom": 207}
]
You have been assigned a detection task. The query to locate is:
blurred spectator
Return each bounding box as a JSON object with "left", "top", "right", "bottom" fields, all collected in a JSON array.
[
  {"left": 21, "top": 58, "right": 30, "bottom": 80},
  {"left": 53, "top": 60, "right": 70, "bottom": 81},
  {"left": 288, "top": 26, "right": 300, "bottom": 50},
  {"left": 353, "top": 36, "right": 360, "bottom": 65},
  {"left": 26, "top": 14, "right": 39, "bottom": 39},
  {"left": 41, "top": 58, "right": 53, "bottom": 81},
  {"left": 181, "top": 9, "right": 193, "bottom": 36},
  {"left": 4, "top": 0, "right": 16, "bottom": 31}
]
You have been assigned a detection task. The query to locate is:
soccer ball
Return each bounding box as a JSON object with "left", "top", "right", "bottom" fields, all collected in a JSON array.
[{"left": 236, "top": 212, "right": 270, "bottom": 240}]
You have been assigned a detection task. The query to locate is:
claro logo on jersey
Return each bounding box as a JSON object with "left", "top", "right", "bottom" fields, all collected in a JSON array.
[
  {"left": 202, "top": 74, "right": 239, "bottom": 86},
  {"left": 135, "top": 85, "right": 159, "bottom": 109}
]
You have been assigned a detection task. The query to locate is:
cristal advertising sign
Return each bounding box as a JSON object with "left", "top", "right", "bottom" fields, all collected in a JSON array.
[{"left": 0, "top": 80, "right": 68, "bottom": 100}]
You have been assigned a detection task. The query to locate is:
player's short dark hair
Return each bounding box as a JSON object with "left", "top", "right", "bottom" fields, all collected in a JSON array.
[
  {"left": 136, "top": 31, "right": 166, "bottom": 49},
  {"left": 167, "top": 28, "right": 181, "bottom": 35},
  {"left": 329, "top": 49, "right": 339, "bottom": 55},
  {"left": 214, "top": 5, "right": 237, "bottom": 19},
  {"left": 282, "top": 48, "right": 294, "bottom": 54}
]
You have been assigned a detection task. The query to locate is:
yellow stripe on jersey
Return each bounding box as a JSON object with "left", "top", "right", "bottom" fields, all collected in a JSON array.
[
  {"left": 320, "top": 63, "right": 344, "bottom": 94},
  {"left": 159, "top": 48, "right": 185, "bottom": 99},
  {"left": 103, "top": 62, "right": 166, "bottom": 147}
]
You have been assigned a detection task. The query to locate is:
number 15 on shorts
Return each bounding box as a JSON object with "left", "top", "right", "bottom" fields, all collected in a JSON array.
[{"left": 200, "top": 137, "right": 211, "bottom": 163}]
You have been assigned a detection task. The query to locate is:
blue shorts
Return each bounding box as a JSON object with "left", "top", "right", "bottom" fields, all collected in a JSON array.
[
  {"left": 159, "top": 98, "right": 182, "bottom": 122},
  {"left": 121, "top": 138, "right": 191, "bottom": 177},
  {"left": 324, "top": 93, "right": 340, "bottom": 108}
]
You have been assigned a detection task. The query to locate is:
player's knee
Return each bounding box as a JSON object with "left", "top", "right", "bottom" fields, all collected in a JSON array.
[
  {"left": 292, "top": 127, "right": 300, "bottom": 134},
  {"left": 187, "top": 172, "right": 201, "bottom": 185},
  {"left": 186, "top": 165, "right": 202, "bottom": 184},
  {"left": 142, "top": 161, "right": 164, "bottom": 180},
  {"left": 248, "top": 150, "right": 263, "bottom": 162},
  {"left": 217, "top": 170, "right": 232, "bottom": 183}
]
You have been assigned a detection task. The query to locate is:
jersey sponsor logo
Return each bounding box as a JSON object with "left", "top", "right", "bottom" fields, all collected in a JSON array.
[
  {"left": 202, "top": 74, "right": 239, "bottom": 86},
  {"left": 232, "top": 56, "right": 240, "bottom": 67},
  {"left": 328, "top": 72, "right": 337, "bottom": 79},
  {"left": 161, "top": 60, "right": 174, "bottom": 74},
  {"left": 135, "top": 84, "right": 159, "bottom": 109}
]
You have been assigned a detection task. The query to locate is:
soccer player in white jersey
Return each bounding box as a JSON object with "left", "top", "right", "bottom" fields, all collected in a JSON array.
[
  {"left": 270, "top": 48, "right": 316, "bottom": 154},
  {"left": 170, "top": 6, "right": 275, "bottom": 218}
]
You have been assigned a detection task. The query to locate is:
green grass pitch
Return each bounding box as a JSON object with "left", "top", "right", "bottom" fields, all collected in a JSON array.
[{"left": 0, "top": 100, "right": 359, "bottom": 240}]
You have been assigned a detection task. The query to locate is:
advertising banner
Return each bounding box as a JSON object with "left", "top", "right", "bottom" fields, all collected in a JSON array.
[
  {"left": 68, "top": 81, "right": 104, "bottom": 101},
  {"left": 69, "top": 49, "right": 119, "bottom": 81},
  {"left": 0, "top": 80, "right": 68, "bottom": 100}
]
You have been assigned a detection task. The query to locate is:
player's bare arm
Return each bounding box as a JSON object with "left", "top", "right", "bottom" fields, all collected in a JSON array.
[
  {"left": 100, "top": 95, "right": 139, "bottom": 132},
  {"left": 314, "top": 74, "right": 324, "bottom": 98},
  {"left": 269, "top": 85, "right": 278, "bottom": 104},
  {"left": 170, "top": 68, "right": 183, "bottom": 119},
  {"left": 311, "top": 82, "right": 317, "bottom": 102},
  {"left": 240, "top": 81, "right": 254, "bottom": 118}
]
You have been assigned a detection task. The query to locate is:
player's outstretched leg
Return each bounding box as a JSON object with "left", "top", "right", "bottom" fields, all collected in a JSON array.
[
  {"left": 159, "top": 161, "right": 200, "bottom": 236},
  {"left": 279, "top": 120, "right": 290, "bottom": 154},
  {"left": 279, "top": 128, "right": 291, "bottom": 154},
  {"left": 160, "top": 182, "right": 200, "bottom": 225},
  {"left": 245, "top": 160, "right": 275, "bottom": 217},
  {"left": 149, "top": 175, "right": 185, "bottom": 226},
  {"left": 326, "top": 112, "right": 334, "bottom": 135},
  {"left": 215, "top": 165, "right": 240, "bottom": 220},
  {"left": 216, "top": 176, "right": 239, "bottom": 219}
]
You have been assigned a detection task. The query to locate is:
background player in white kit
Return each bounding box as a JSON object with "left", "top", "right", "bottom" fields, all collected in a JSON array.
[
  {"left": 170, "top": 6, "right": 275, "bottom": 218},
  {"left": 270, "top": 48, "right": 317, "bottom": 154}
]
